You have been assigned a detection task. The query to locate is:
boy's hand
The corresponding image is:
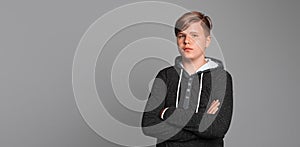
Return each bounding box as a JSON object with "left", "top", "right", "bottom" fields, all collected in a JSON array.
[{"left": 207, "top": 99, "right": 220, "bottom": 114}]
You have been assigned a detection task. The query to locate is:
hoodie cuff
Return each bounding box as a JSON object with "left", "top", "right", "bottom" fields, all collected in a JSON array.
[{"left": 160, "top": 106, "right": 176, "bottom": 120}]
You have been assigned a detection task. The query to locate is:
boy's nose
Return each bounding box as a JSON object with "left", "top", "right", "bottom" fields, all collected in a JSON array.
[{"left": 184, "top": 36, "right": 191, "bottom": 44}]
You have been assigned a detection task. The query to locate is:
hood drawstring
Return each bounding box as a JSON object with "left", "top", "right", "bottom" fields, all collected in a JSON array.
[
  {"left": 196, "top": 72, "right": 203, "bottom": 113},
  {"left": 173, "top": 56, "right": 222, "bottom": 113},
  {"left": 175, "top": 69, "right": 183, "bottom": 108},
  {"left": 175, "top": 69, "right": 204, "bottom": 113}
]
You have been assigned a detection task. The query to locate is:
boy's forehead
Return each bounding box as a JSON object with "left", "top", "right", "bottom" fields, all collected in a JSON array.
[
  {"left": 179, "top": 22, "right": 205, "bottom": 34},
  {"left": 181, "top": 28, "right": 204, "bottom": 35}
]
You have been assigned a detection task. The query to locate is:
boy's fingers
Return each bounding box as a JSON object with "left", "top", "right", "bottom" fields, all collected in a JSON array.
[
  {"left": 208, "top": 105, "right": 219, "bottom": 114},
  {"left": 207, "top": 100, "right": 220, "bottom": 114},
  {"left": 211, "top": 107, "right": 219, "bottom": 114},
  {"left": 211, "top": 99, "right": 219, "bottom": 107},
  {"left": 207, "top": 100, "right": 215, "bottom": 113},
  {"left": 208, "top": 100, "right": 218, "bottom": 109}
]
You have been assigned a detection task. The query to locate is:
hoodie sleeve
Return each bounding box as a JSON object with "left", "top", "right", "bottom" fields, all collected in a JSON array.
[
  {"left": 161, "top": 71, "right": 233, "bottom": 139},
  {"left": 141, "top": 69, "right": 198, "bottom": 142}
]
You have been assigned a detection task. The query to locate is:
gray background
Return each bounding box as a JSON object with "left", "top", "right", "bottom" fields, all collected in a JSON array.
[{"left": 1, "top": 0, "right": 299, "bottom": 146}]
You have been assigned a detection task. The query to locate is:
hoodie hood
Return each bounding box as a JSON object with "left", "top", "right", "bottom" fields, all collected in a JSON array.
[{"left": 174, "top": 55, "right": 224, "bottom": 74}]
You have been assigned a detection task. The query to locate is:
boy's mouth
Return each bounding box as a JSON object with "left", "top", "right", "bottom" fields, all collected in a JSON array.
[{"left": 184, "top": 48, "right": 193, "bottom": 51}]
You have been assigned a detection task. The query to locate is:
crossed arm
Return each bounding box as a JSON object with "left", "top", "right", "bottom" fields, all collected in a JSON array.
[
  {"left": 141, "top": 70, "right": 198, "bottom": 142},
  {"left": 141, "top": 70, "right": 233, "bottom": 141},
  {"left": 161, "top": 71, "right": 233, "bottom": 139}
]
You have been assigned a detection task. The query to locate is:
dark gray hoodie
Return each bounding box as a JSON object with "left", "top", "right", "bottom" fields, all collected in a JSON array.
[{"left": 142, "top": 56, "right": 233, "bottom": 147}]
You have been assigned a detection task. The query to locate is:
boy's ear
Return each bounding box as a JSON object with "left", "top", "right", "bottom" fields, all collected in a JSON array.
[{"left": 205, "top": 35, "right": 211, "bottom": 48}]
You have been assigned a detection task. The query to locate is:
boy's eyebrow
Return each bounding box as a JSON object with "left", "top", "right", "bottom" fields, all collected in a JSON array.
[
  {"left": 178, "top": 31, "right": 200, "bottom": 35},
  {"left": 189, "top": 31, "right": 200, "bottom": 34}
]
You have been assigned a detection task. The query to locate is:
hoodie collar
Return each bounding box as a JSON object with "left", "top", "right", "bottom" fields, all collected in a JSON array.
[{"left": 175, "top": 55, "right": 224, "bottom": 74}]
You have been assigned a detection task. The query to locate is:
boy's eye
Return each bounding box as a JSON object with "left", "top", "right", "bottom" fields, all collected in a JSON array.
[
  {"left": 178, "top": 35, "right": 185, "bottom": 38},
  {"left": 191, "top": 34, "right": 198, "bottom": 37}
]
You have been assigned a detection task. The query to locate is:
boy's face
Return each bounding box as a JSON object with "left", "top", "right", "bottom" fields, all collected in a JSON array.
[{"left": 176, "top": 21, "right": 211, "bottom": 61}]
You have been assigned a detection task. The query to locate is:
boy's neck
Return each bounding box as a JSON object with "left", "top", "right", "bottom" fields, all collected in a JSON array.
[{"left": 182, "top": 55, "right": 207, "bottom": 75}]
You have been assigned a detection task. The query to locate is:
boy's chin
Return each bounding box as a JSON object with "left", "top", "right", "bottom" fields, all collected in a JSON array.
[{"left": 181, "top": 55, "right": 196, "bottom": 61}]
